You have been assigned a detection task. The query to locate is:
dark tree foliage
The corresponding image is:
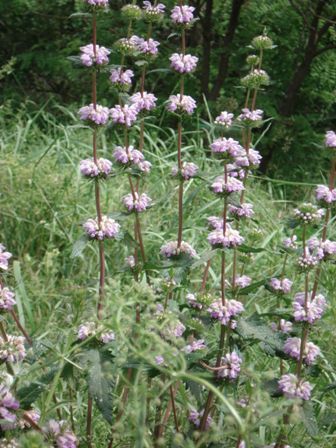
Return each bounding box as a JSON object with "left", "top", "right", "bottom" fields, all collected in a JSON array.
[{"left": 0, "top": 0, "right": 335, "bottom": 176}]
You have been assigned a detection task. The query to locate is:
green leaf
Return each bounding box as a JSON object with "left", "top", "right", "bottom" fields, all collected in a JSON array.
[
  {"left": 239, "top": 279, "right": 267, "bottom": 295},
  {"left": 71, "top": 236, "right": 88, "bottom": 258},
  {"left": 87, "top": 349, "right": 115, "bottom": 424},
  {"left": 236, "top": 315, "right": 283, "bottom": 350},
  {"left": 238, "top": 245, "right": 266, "bottom": 254},
  {"left": 302, "top": 401, "right": 319, "bottom": 436},
  {"left": 17, "top": 368, "right": 58, "bottom": 409}
]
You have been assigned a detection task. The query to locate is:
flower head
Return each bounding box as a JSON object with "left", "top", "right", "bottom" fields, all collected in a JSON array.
[
  {"left": 0, "top": 244, "right": 12, "bottom": 271},
  {"left": 284, "top": 337, "right": 320, "bottom": 365},
  {"left": 207, "top": 225, "right": 244, "bottom": 249},
  {"left": 134, "top": 37, "right": 160, "bottom": 55},
  {"left": 143, "top": 1, "right": 165, "bottom": 20},
  {"left": 167, "top": 94, "right": 196, "bottom": 115},
  {"left": 170, "top": 53, "right": 198, "bottom": 73},
  {"left": 115, "top": 36, "right": 140, "bottom": 55},
  {"left": 268, "top": 277, "right": 293, "bottom": 294},
  {"left": 0, "top": 386, "right": 19, "bottom": 429},
  {"left": 251, "top": 34, "right": 273, "bottom": 50},
  {"left": 160, "top": 240, "right": 197, "bottom": 259},
  {"left": 283, "top": 235, "right": 298, "bottom": 250},
  {"left": 0, "top": 286, "right": 16, "bottom": 311},
  {"left": 171, "top": 5, "right": 195, "bottom": 24},
  {"left": 241, "top": 69, "right": 270, "bottom": 89},
  {"left": 293, "top": 292, "right": 326, "bottom": 324},
  {"left": 229, "top": 203, "right": 254, "bottom": 219},
  {"left": 315, "top": 184, "right": 336, "bottom": 205},
  {"left": 130, "top": 91, "right": 157, "bottom": 112},
  {"left": 210, "top": 137, "right": 243, "bottom": 159},
  {"left": 214, "top": 111, "right": 234, "bottom": 128},
  {"left": 83, "top": 216, "right": 120, "bottom": 240},
  {"left": 208, "top": 298, "right": 244, "bottom": 327},
  {"left": 113, "top": 145, "right": 144, "bottom": 165},
  {"left": 217, "top": 351, "right": 242, "bottom": 379},
  {"left": 270, "top": 319, "right": 293, "bottom": 334},
  {"left": 294, "top": 203, "right": 325, "bottom": 224},
  {"left": 122, "top": 192, "right": 152, "bottom": 212},
  {"left": 211, "top": 176, "right": 245, "bottom": 195},
  {"left": 80, "top": 158, "right": 112, "bottom": 178},
  {"left": 238, "top": 108, "right": 263, "bottom": 127},
  {"left": 182, "top": 339, "right": 206, "bottom": 354},
  {"left": 110, "top": 104, "right": 138, "bottom": 127},
  {"left": 44, "top": 420, "right": 77, "bottom": 448},
  {"left": 235, "top": 275, "right": 252, "bottom": 288},
  {"left": 109, "top": 68, "right": 134, "bottom": 89},
  {"left": 79, "top": 104, "right": 109, "bottom": 126},
  {"left": 85, "top": 0, "right": 109, "bottom": 6},
  {"left": 80, "top": 44, "right": 110, "bottom": 66},
  {"left": 278, "top": 374, "right": 312, "bottom": 400},
  {"left": 325, "top": 130, "right": 336, "bottom": 148},
  {"left": 189, "top": 408, "right": 212, "bottom": 429},
  {"left": 171, "top": 162, "right": 198, "bottom": 180},
  {"left": 186, "top": 292, "right": 202, "bottom": 309},
  {"left": 0, "top": 335, "right": 26, "bottom": 363}
]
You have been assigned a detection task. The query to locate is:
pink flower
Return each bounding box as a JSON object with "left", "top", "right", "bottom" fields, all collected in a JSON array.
[
  {"left": 77, "top": 322, "right": 96, "bottom": 340},
  {"left": 238, "top": 108, "right": 263, "bottom": 124},
  {"left": 155, "top": 355, "right": 165, "bottom": 365},
  {"left": 86, "top": 0, "right": 109, "bottom": 6},
  {"left": 207, "top": 226, "right": 244, "bottom": 249},
  {"left": 283, "top": 235, "right": 297, "bottom": 250},
  {"left": 110, "top": 104, "right": 138, "bottom": 127},
  {"left": 247, "top": 148, "right": 262, "bottom": 167},
  {"left": 186, "top": 293, "right": 202, "bottom": 309},
  {"left": 210, "top": 137, "right": 243, "bottom": 158},
  {"left": 130, "top": 91, "right": 157, "bottom": 112},
  {"left": 211, "top": 176, "right": 245, "bottom": 195},
  {"left": 0, "top": 335, "right": 26, "bottom": 363},
  {"left": 79, "top": 104, "right": 109, "bottom": 125},
  {"left": 214, "top": 111, "right": 234, "bottom": 127},
  {"left": 0, "top": 245, "right": 12, "bottom": 271},
  {"left": 315, "top": 184, "right": 336, "bottom": 204},
  {"left": 208, "top": 299, "right": 244, "bottom": 326},
  {"left": 80, "top": 158, "right": 112, "bottom": 178},
  {"left": 293, "top": 292, "right": 326, "bottom": 324},
  {"left": 169, "top": 53, "right": 198, "bottom": 73},
  {"left": 283, "top": 337, "right": 320, "bottom": 364},
  {"left": 122, "top": 192, "right": 152, "bottom": 212},
  {"left": 167, "top": 94, "right": 196, "bottom": 114},
  {"left": 325, "top": 130, "right": 336, "bottom": 148},
  {"left": 83, "top": 216, "right": 120, "bottom": 240},
  {"left": 80, "top": 44, "right": 110, "bottom": 66},
  {"left": 268, "top": 278, "right": 293, "bottom": 294},
  {"left": 229, "top": 203, "right": 254, "bottom": 219},
  {"left": 217, "top": 351, "right": 242, "bottom": 379},
  {"left": 171, "top": 5, "right": 195, "bottom": 24},
  {"left": 270, "top": 319, "right": 293, "bottom": 334},
  {"left": 0, "top": 286, "right": 16, "bottom": 311},
  {"left": 160, "top": 240, "right": 197, "bottom": 259},
  {"left": 171, "top": 162, "right": 198, "bottom": 180},
  {"left": 182, "top": 339, "right": 206, "bottom": 353},
  {"left": 278, "top": 374, "right": 312, "bottom": 400},
  {"left": 143, "top": 1, "right": 165, "bottom": 16},
  {"left": 135, "top": 37, "right": 160, "bottom": 55},
  {"left": 235, "top": 275, "right": 251, "bottom": 288},
  {"left": 109, "top": 68, "right": 134, "bottom": 86},
  {"left": 113, "top": 145, "right": 144, "bottom": 165}
]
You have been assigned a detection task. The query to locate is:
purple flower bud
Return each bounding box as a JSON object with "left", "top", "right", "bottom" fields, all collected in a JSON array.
[
  {"left": 210, "top": 137, "right": 243, "bottom": 159},
  {"left": 169, "top": 53, "right": 198, "bottom": 73},
  {"left": 167, "top": 94, "right": 196, "bottom": 115},
  {"left": 270, "top": 319, "right": 293, "bottom": 333},
  {"left": 186, "top": 293, "right": 202, "bottom": 309},
  {"left": 100, "top": 331, "right": 115, "bottom": 343},
  {"left": 0, "top": 244, "right": 12, "bottom": 271},
  {"left": 238, "top": 108, "right": 263, "bottom": 126},
  {"left": 0, "top": 386, "right": 19, "bottom": 430},
  {"left": 214, "top": 111, "right": 234, "bottom": 127},
  {"left": 188, "top": 408, "right": 212, "bottom": 429},
  {"left": 160, "top": 240, "right": 197, "bottom": 259},
  {"left": 83, "top": 216, "right": 120, "bottom": 240},
  {"left": 130, "top": 91, "right": 157, "bottom": 112},
  {"left": 283, "top": 235, "right": 297, "bottom": 250},
  {"left": 122, "top": 192, "right": 152, "bottom": 212},
  {"left": 325, "top": 130, "right": 336, "bottom": 148},
  {"left": 143, "top": 1, "right": 165, "bottom": 16},
  {"left": 278, "top": 374, "right": 312, "bottom": 400},
  {"left": 182, "top": 339, "right": 206, "bottom": 353},
  {"left": 207, "top": 225, "right": 244, "bottom": 249},
  {"left": 77, "top": 322, "right": 97, "bottom": 340},
  {"left": 110, "top": 104, "right": 138, "bottom": 127},
  {"left": 85, "top": 0, "right": 109, "bottom": 6},
  {"left": 155, "top": 355, "right": 165, "bottom": 365},
  {"left": 294, "top": 203, "right": 325, "bottom": 224},
  {"left": 171, "top": 5, "right": 195, "bottom": 24},
  {"left": 268, "top": 277, "right": 293, "bottom": 294},
  {"left": 208, "top": 299, "right": 244, "bottom": 326},
  {"left": 80, "top": 44, "right": 110, "bottom": 66},
  {"left": 79, "top": 104, "right": 109, "bottom": 126}
]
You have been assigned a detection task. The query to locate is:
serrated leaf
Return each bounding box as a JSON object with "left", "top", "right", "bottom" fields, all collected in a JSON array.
[
  {"left": 69, "top": 12, "right": 92, "bottom": 18},
  {"left": 17, "top": 368, "right": 58, "bottom": 409},
  {"left": 239, "top": 279, "right": 267, "bottom": 295},
  {"left": 71, "top": 237, "right": 88, "bottom": 258},
  {"left": 302, "top": 401, "right": 319, "bottom": 436},
  {"left": 236, "top": 315, "right": 283, "bottom": 350},
  {"left": 87, "top": 349, "right": 115, "bottom": 424}
]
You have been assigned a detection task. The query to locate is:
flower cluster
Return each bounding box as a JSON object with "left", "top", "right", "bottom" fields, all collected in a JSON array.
[
  {"left": 188, "top": 409, "right": 212, "bottom": 429},
  {"left": 171, "top": 162, "right": 198, "bottom": 180},
  {"left": 325, "top": 130, "right": 336, "bottom": 148},
  {"left": 83, "top": 216, "right": 120, "bottom": 240},
  {"left": 293, "top": 203, "right": 324, "bottom": 224},
  {"left": 122, "top": 192, "right": 152, "bottom": 213},
  {"left": 0, "top": 285, "right": 16, "bottom": 311},
  {"left": 0, "top": 244, "right": 12, "bottom": 271},
  {"left": 293, "top": 292, "right": 326, "bottom": 324},
  {"left": 283, "top": 337, "right": 320, "bottom": 365},
  {"left": 315, "top": 184, "right": 336, "bottom": 205},
  {"left": 238, "top": 108, "right": 263, "bottom": 126},
  {"left": 214, "top": 111, "right": 234, "bottom": 128},
  {"left": 268, "top": 277, "right": 293, "bottom": 294},
  {"left": 44, "top": 419, "right": 77, "bottom": 448},
  {"left": 207, "top": 225, "right": 244, "bottom": 249},
  {"left": 113, "top": 146, "right": 151, "bottom": 173},
  {"left": 80, "top": 44, "right": 110, "bottom": 66},
  {"left": 77, "top": 321, "right": 115, "bottom": 343},
  {"left": 270, "top": 319, "right": 293, "bottom": 333},
  {"left": 143, "top": 1, "right": 165, "bottom": 21},
  {"left": 278, "top": 374, "right": 312, "bottom": 400},
  {"left": 110, "top": 104, "right": 138, "bottom": 127},
  {"left": 79, "top": 103, "right": 110, "bottom": 126},
  {"left": 217, "top": 351, "right": 242, "bottom": 379},
  {"left": 0, "top": 335, "right": 26, "bottom": 363},
  {"left": 170, "top": 53, "right": 198, "bottom": 73},
  {"left": 228, "top": 203, "right": 254, "bottom": 219},
  {"left": 80, "top": 158, "right": 112, "bottom": 178},
  {"left": 182, "top": 339, "right": 206, "bottom": 354},
  {"left": 130, "top": 91, "right": 157, "bottom": 112},
  {"left": 0, "top": 385, "right": 20, "bottom": 430},
  {"left": 210, "top": 137, "right": 244, "bottom": 159},
  {"left": 208, "top": 299, "right": 244, "bottom": 328},
  {"left": 167, "top": 94, "right": 197, "bottom": 115},
  {"left": 110, "top": 68, "right": 134, "bottom": 89},
  {"left": 211, "top": 176, "right": 245, "bottom": 195},
  {"left": 160, "top": 240, "right": 197, "bottom": 259},
  {"left": 171, "top": 5, "right": 195, "bottom": 24}
]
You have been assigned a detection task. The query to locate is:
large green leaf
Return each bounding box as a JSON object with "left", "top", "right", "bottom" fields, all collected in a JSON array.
[
  {"left": 86, "top": 349, "right": 115, "bottom": 424},
  {"left": 17, "top": 368, "right": 58, "bottom": 409},
  {"left": 302, "top": 401, "right": 319, "bottom": 437},
  {"left": 236, "top": 315, "right": 283, "bottom": 351}
]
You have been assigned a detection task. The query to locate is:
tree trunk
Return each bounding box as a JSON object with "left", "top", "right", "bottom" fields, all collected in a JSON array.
[
  {"left": 209, "top": 0, "right": 245, "bottom": 100},
  {"left": 200, "top": 0, "right": 213, "bottom": 97}
]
